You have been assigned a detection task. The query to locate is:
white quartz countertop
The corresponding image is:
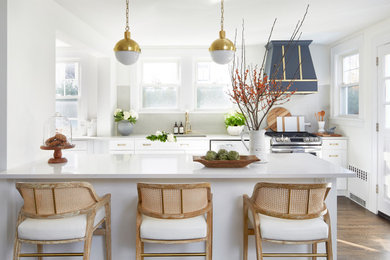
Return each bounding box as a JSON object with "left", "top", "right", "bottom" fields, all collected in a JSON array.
[{"left": 0, "top": 154, "right": 355, "bottom": 179}]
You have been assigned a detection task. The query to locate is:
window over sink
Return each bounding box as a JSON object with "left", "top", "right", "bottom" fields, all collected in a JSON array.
[
  {"left": 141, "top": 60, "right": 180, "bottom": 109},
  {"left": 195, "top": 61, "right": 232, "bottom": 110}
]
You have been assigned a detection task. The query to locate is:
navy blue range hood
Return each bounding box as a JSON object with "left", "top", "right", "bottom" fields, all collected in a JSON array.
[{"left": 264, "top": 40, "right": 317, "bottom": 93}]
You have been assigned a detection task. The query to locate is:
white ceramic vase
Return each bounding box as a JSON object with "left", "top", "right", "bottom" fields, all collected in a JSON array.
[
  {"left": 226, "top": 125, "right": 245, "bottom": 136},
  {"left": 241, "top": 129, "right": 269, "bottom": 163},
  {"left": 117, "top": 120, "right": 134, "bottom": 136}
]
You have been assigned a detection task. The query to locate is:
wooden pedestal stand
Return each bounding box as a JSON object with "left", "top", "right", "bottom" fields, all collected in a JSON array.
[{"left": 40, "top": 145, "right": 75, "bottom": 164}]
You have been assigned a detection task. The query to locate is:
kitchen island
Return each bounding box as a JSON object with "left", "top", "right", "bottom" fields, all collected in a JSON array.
[{"left": 0, "top": 153, "right": 354, "bottom": 260}]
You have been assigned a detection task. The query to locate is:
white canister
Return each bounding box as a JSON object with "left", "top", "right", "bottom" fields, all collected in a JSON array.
[{"left": 318, "top": 121, "right": 325, "bottom": 133}]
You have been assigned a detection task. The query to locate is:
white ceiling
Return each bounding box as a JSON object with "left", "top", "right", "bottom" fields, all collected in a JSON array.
[{"left": 54, "top": 0, "right": 390, "bottom": 46}]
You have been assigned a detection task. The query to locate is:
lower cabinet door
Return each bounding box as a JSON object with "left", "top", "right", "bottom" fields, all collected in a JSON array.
[{"left": 322, "top": 149, "right": 347, "bottom": 191}]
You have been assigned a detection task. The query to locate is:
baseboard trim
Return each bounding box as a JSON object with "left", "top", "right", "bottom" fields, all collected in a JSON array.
[{"left": 378, "top": 211, "right": 390, "bottom": 222}]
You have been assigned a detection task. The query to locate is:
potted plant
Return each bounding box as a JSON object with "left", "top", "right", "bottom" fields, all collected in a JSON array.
[
  {"left": 114, "top": 108, "right": 139, "bottom": 136},
  {"left": 224, "top": 112, "right": 246, "bottom": 136}
]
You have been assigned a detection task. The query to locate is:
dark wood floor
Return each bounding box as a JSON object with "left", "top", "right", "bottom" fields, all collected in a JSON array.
[{"left": 338, "top": 196, "right": 390, "bottom": 260}]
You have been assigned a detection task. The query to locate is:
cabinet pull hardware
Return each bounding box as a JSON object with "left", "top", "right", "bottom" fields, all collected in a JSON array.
[
  {"left": 329, "top": 155, "right": 339, "bottom": 157},
  {"left": 143, "top": 144, "right": 152, "bottom": 146},
  {"left": 117, "top": 144, "right": 126, "bottom": 147},
  {"left": 329, "top": 143, "right": 339, "bottom": 146}
]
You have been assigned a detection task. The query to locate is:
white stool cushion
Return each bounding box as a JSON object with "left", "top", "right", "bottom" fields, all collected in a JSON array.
[
  {"left": 18, "top": 206, "right": 106, "bottom": 241},
  {"left": 140, "top": 215, "right": 207, "bottom": 240},
  {"left": 248, "top": 210, "right": 328, "bottom": 241}
]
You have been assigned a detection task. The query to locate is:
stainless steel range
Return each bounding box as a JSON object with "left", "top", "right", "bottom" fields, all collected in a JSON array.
[{"left": 265, "top": 132, "right": 322, "bottom": 156}]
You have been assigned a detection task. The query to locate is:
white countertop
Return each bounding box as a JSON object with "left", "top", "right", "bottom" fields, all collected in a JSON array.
[{"left": 0, "top": 153, "right": 355, "bottom": 179}]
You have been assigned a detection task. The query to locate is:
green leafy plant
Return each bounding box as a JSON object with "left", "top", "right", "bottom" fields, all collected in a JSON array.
[
  {"left": 114, "top": 108, "right": 138, "bottom": 124},
  {"left": 224, "top": 112, "right": 246, "bottom": 128},
  {"left": 146, "top": 131, "right": 176, "bottom": 143}
]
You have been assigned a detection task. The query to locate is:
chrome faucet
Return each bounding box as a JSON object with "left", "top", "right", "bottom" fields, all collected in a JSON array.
[{"left": 184, "top": 111, "right": 192, "bottom": 134}]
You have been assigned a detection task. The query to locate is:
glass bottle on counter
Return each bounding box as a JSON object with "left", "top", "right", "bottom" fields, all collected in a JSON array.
[
  {"left": 173, "top": 122, "right": 179, "bottom": 134},
  {"left": 179, "top": 122, "right": 184, "bottom": 134}
]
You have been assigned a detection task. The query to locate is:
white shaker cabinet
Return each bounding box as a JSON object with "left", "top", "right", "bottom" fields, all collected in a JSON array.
[
  {"left": 134, "top": 138, "right": 208, "bottom": 155},
  {"left": 321, "top": 137, "right": 348, "bottom": 195},
  {"left": 109, "top": 139, "right": 135, "bottom": 154}
]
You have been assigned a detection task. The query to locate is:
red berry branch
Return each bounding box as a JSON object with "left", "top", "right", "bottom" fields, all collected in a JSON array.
[{"left": 229, "top": 5, "right": 308, "bottom": 131}]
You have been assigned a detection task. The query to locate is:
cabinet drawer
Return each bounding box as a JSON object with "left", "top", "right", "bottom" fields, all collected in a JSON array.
[
  {"left": 322, "top": 139, "right": 347, "bottom": 150},
  {"left": 109, "top": 140, "right": 134, "bottom": 151},
  {"left": 322, "top": 150, "right": 347, "bottom": 167}
]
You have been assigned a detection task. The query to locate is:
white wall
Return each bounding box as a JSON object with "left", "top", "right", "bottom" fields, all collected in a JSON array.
[
  {"left": 329, "top": 17, "right": 390, "bottom": 213},
  {"left": 115, "top": 44, "right": 330, "bottom": 135},
  {"left": 0, "top": 0, "right": 7, "bottom": 171},
  {"left": 7, "top": 0, "right": 56, "bottom": 169},
  {"left": 6, "top": 0, "right": 113, "bottom": 168}
]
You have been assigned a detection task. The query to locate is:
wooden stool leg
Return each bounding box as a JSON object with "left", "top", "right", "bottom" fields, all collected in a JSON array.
[
  {"left": 83, "top": 235, "right": 93, "bottom": 260},
  {"left": 105, "top": 203, "right": 112, "bottom": 260},
  {"left": 141, "top": 242, "right": 145, "bottom": 260},
  {"left": 254, "top": 229, "right": 263, "bottom": 260},
  {"left": 136, "top": 236, "right": 142, "bottom": 260},
  {"left": 243, "top": 202, "right": 249, "bottom": 260},
  {"left": 312, "top": 243, "right": 317, "bottom": 260},
  {"left": 324, "top": 212, "right": 333, "bottom": 260},
  {"left": 37, "top": 244, "right": 43, "bottom": 260},
  {"left": 13, "top": 239, "right": 21, "bottom": 260},
  {"left": 206, "top": 210, "right": 213, "bottom": 260}
]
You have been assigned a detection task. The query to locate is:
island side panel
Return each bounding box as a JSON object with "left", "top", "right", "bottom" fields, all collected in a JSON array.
[{"left": 5, "top": 177, "right": 337, "bottom": 260}]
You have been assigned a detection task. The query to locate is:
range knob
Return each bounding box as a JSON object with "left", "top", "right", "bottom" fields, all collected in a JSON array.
[
  {"left": 276, "top": 137, "right": 282, "bottom": 142},
  {"left": 304, "top": 137, "right": 310, "bottom": 142},
  {"left": 284, "top": 137, "right": 290, "bottom": 142}
]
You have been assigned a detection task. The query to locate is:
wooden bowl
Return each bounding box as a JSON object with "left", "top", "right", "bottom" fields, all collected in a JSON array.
[{"left": 193, "top": 155, "right": 260, "bottom": 168}]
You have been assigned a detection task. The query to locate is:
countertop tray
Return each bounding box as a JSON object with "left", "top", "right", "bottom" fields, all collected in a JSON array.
[{"left": 193, "top": 155, "right": 260, "bottom": 168}]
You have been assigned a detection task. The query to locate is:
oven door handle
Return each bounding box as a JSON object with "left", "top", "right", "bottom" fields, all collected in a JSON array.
[{"left": 272, "top": 147, "right": 321, "bottom": 153}]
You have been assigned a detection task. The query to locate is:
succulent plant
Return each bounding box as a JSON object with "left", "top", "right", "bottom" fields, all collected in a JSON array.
[
  {"left": 217, "top": 149, "right": 228, "bottom": 156},
  {"left": 218, "top": 153, "right": 229, "bottom": 160},
  {"left": 227, "top": 150, "right": 240, "bottom": 160},
  {"left": 205, "top": 150, "right": 218, "bottom": 161}
]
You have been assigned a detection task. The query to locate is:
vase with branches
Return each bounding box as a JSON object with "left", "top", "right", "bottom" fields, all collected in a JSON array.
[{"left": 230, "top": 6, "right": 309, "bottom": 162}]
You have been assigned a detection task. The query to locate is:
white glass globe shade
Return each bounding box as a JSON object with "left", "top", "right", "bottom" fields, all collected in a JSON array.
[
  {"left": 210, "top": 50, "right": 235, "bottom": 64},
  {"left": 115, "top": 51, "right": 140, "bottom": 65}
]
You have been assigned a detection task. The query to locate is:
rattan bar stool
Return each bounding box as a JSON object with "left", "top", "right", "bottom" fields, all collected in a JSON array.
[
  {"left": 13, "top": 182, "right": 111, "bottom": 260},
  {"left": 136, "top": 182, "right": 213, "bottom": 259},
  {"left": 243, "top": 182, "right": 332, "bottom": 260}
]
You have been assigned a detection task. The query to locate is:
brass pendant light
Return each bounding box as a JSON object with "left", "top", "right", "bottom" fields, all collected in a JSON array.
[
  {"left": 114, "top": 0, "right": 141, "bottom": 65},
  {"left": 209, "top": 0, "right": 236, "bottom": 64}
]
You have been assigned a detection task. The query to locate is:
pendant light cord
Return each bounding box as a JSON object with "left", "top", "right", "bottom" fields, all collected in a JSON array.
[
  {"left": 125, "top": 0, "right": 130, "bottom": 31},
  {"left": 220, "top": 0, "right": 224, "bottom": 31}
]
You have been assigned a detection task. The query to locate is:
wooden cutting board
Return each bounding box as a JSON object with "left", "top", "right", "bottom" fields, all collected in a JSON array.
[{"left": 266, "top": 107, "right": 291, "bottom": 131}]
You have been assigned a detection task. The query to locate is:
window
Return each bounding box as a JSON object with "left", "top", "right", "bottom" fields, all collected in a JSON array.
[
  {"left": 340, "top": 54, "right": 359, "bottom": 115},
  {"left": 195, "top": 61, "right": 231, "bottom": 109},
  {"left": 55, "top": 61, "right": 80, "bottom": 127},
  {"left": 141, "top": 60, "right": 180, "bottom": 109}
]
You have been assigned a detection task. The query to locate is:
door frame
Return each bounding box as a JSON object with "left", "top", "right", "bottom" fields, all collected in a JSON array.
[
  {"left": 372, "top": 33, "right": 390, "bottom": 214},
  {"left": 376, "top": 42, "right": 390, "bottom": 215}
]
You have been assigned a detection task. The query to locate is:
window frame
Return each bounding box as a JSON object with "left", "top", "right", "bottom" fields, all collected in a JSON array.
[
  {"left": 138, "top": 58, "right": 181, "bottom": 111},
  {"left": 330, "top": 35, "right": 364, "bottom": 126},
  {"left": 339, "top": 53, "right": 360, "bottom": 116},
  {"left": 193, "top": 58, "right": 233, "bottom": 112},
  {"left": 55, "top": 59, "right": 81, "bottom": 125}
]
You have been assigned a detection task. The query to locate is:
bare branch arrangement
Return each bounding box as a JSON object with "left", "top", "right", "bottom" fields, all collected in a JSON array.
[{"left": 229, "top": 5, "right": 309, "bottom": 131}]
